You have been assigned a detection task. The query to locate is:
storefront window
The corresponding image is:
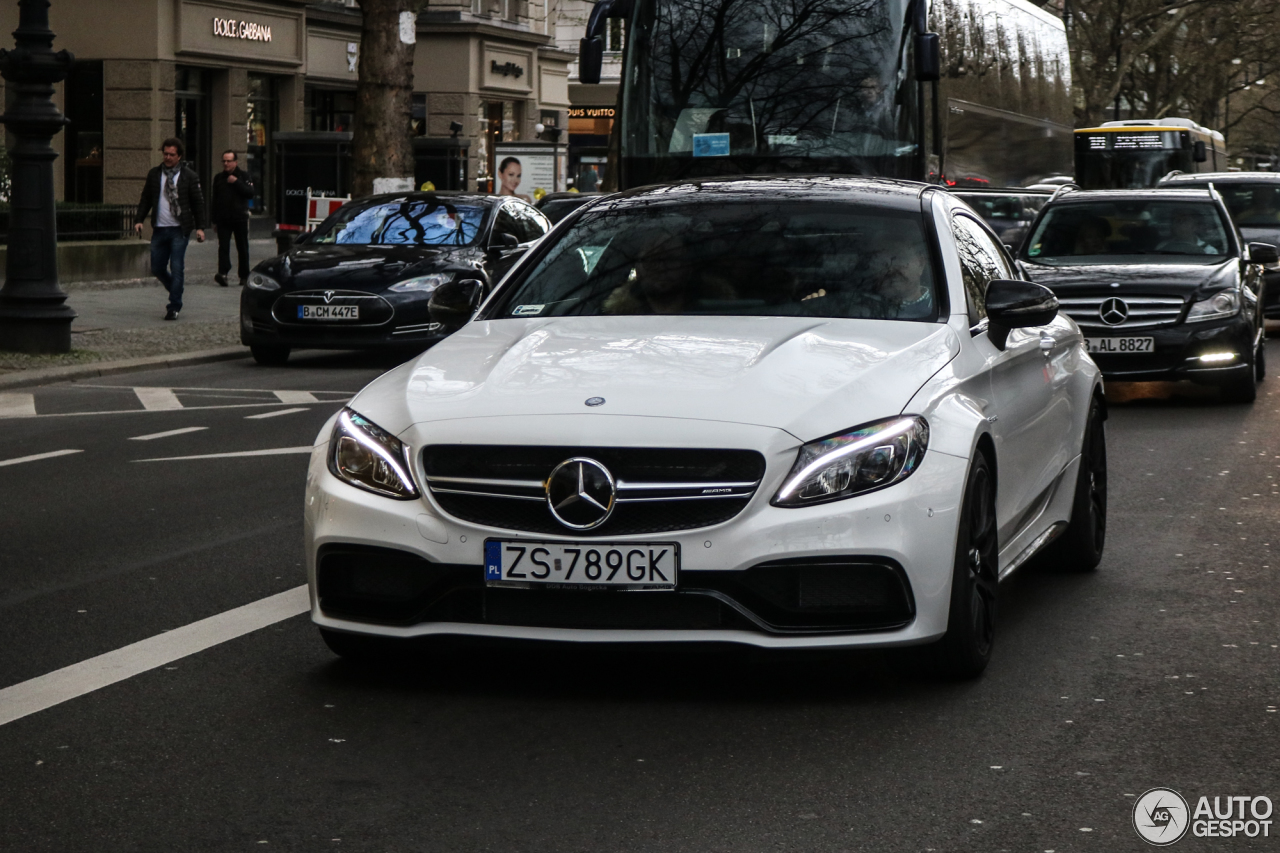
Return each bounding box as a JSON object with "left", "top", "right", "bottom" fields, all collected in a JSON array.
[
  {"left": 306, "top": 86, "right": 355, "bottom": 132},
  {"left": 412, "top": 94, "right": 427, "bottom": 136},
  {"left": 175, "top": 66, "right": 212, "bottom": 196},
  {"left": 247, "top": 74, "right": 278, "bottom": 215},
  {"left": 479, "top": 100, "right": 520, "bottom": 191},
  {"left": 64, "top": 60, "right": 103, "bottom": 203}
]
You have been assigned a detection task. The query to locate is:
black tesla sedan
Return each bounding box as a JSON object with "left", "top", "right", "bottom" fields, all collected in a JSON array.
[
  {"left": 240, "top": 192, "right": 551, "bottom": 365},
  {"left": 1018, "top": 186, "right": 1275, "bottom": 402}
]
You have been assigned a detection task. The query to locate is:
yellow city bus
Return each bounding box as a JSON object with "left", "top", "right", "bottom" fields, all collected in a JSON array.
[{"left": 1074, "top": 118, "right": 1227, "bottom": 189}]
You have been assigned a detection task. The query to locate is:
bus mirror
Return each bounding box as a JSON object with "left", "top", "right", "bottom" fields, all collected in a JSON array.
[
  {"left": 915, "top": 33, "right": 940, "bottom": 82},
  {"left": 579, "top": 37, "right": 604, "bottom": 85},
  {"left": 1193, "top": 141, "right": 1207, "bottom": 162}
]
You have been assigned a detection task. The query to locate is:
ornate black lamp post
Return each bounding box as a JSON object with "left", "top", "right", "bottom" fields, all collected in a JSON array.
[{"left": 0, "top": 0, "right": 74, "bottom": 354}]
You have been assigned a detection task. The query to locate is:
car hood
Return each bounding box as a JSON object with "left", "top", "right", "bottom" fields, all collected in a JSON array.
[
  {"left": 259, "top": 243, "right": 482, "bottom": 292},
  {"left": 351, "top": 316, "right": 959, "bottom": 442},
  {"left": 1019, "top": 258, "right": 1238, "bottom": 295}
]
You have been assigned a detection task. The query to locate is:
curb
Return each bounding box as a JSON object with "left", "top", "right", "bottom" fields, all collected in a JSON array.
[{"left": 0, "top": 346, "right": 250, "bottom": 390}]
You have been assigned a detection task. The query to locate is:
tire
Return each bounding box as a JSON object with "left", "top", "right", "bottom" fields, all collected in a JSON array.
[
  {"left": 931, "top": 452, "right": 999, "bottom": 680},
  {"left": 1220, "top": 358, "right": 1257, "bottom": 403},
  {"left": 1256, "top": 337, "right": 1267, "bottom": 382},
  {"left": 1042, "top": 395, "right": 1107, "bottom": 572},
  {"left": 250, "top": 343, "right": 291, "bottom": 366},
  {"left": 319, "top": 627, "right": 396, "bottom": 661}
]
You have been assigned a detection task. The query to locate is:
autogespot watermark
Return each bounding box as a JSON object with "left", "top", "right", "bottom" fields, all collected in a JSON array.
[{"left": 1133, "top": 787, "right": 1275, "bottom": 845}]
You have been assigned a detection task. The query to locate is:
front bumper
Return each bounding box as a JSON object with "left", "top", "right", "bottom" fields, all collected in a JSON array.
[
  {"left": 1085, "top": 315, "right": 1255, "bottom": 383},
  {"left": 303, "top": 433, "right": 972, "bottom": 650},
  {"left": 239, "top": 287, "right": 450, "bottom": 350}
]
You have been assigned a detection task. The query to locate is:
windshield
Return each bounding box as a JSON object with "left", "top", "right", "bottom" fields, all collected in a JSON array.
[
  {"left": 1216, "top": 184, "right": 1280, "bottom": 228},
  {"left": 495, "top": 199, "right": 938, "bottom": 321},
  {"left": 310, "top": 199, "right": 486, "bottom": 246},
  {"left": 1075, "top": 148, "right": 1191, "bottom": 190},
  {"left": 621, "top": 0, "right": 916, "bottom": 183},
  {"left": 1025, "top": 200, "right": 1231, "bottom": 263}
]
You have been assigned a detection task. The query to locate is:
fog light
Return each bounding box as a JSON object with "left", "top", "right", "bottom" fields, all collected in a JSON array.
[{"left": 1199, "top": 352, "right": 1237, "bottom": 363}]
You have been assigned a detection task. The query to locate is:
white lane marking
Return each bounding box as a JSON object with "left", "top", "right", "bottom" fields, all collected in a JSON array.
[
  {"left": 133, "top": 387, "right": 183, "bottom": 411},
  {"left": 129, "top": 426, "right": 209, "bottom": 441},
  {"left": 25, "top": 401, "right": 351, "bottom": 419},
  {"left": 0, "top": 393, "right": 37, "bottom": 418},
  {"left": 135, "top": 446, "right": 313, "bottom": 462},
  {"left": 0, "top": 449, "right": 83, "bottom": 468},
  {"left": 0, "top": 585, "right": 310, "bottom": 728},
  {"left": 245, "top": 407, "right": 309, "bottom": 420},
  {"left": 80, "top": 384, "right": 357, "bottom": 395},
  {"left": 274, "top": 390, "right": 319, "bottom": 404}
]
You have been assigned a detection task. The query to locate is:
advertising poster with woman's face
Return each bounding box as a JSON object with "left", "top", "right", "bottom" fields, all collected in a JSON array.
[
  {"left": 494, "top": 146, "right": 561, "bottom": 201},
  {"left": 498, "top": 156, "right": 532, "bottom": 202}
]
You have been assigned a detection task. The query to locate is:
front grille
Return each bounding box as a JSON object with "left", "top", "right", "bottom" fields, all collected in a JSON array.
[
  {"left": 1056, "top": 293, "right": 1186, "bottom": 330},
  {"left": 422, "top": 445, "right": 766, "bottom": 536}
]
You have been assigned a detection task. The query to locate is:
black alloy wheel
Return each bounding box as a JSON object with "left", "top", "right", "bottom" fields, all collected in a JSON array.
[
  {"left": 250, "top": 343, "right": 291, "bottom": 366},
  {"left": 933, "top": 452, "right": 999, "bottom": 679},
  {"left": 1044, "top": 395, "right": 1107, "bottom": 571}
]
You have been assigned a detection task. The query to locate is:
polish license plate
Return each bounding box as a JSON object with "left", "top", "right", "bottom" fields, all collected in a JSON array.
[
  {"left": 484, "top": 540, "right": 679, "bottom": 589},
  {"left": 1085, "top": 336, "right": 1153, "bottom": 354},
  {"left": 298, "top": 304, "right": 359, "bottom": 320}
]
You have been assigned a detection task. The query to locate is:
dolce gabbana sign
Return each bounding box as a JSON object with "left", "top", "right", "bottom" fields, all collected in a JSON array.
[
  {"left": 212, "top": 17, "right": 273, "bottom": 42},
  {"left": 176, "top": 1, "right": 302, "bottom": 65}
]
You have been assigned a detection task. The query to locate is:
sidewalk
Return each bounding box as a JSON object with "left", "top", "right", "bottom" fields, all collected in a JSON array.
[{"left": 0, "top": 238, "right": 276, "bottom": 381}]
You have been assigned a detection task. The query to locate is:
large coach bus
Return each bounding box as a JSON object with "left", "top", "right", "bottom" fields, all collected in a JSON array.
[
  {"left": 1073, "top": 119, "right": 1228, "bottom": 189},
  {"left": 579, "top": 0, "right": 1074, "bottom": 190}
]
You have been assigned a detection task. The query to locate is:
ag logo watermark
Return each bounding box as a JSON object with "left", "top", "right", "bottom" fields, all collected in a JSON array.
[
  {"left": 1133, "top": 788, "right": 1190, "bottom": 846},
  {"left": 1133, "top": 787, "right": 1274, "bottom": 844}
]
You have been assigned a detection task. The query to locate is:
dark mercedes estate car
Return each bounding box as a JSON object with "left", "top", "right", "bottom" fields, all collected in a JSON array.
[
  {"left": 1018, "top": 186, "right": 1275, "bottom": 402},
  {"left": 240, "top": 192, "right": 550, "bottom": 365}
]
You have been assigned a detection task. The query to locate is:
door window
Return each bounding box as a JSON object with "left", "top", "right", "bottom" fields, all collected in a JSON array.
[
  {"left": 952, "top": 214, "right": 1013, "bottom": 324},
  {"left": 493, "top": 207, "right": 522, "bottom": 244}
]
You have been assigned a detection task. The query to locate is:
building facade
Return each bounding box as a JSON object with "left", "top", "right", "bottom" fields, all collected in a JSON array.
[
  {"left": 553, "top": 0, "right": 621, "bottom": 190},
  {"left": 0, "top": 0, "right": 573, "bottom": 222}
]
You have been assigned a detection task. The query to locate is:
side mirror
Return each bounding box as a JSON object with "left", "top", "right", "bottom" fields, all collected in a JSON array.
[
  {"left": 1193, "top": 140, "right": 1208, "bottom": 163},
  {"left": 489, "top": 231, "right": 520, "bottom": 251},
  {"left": 579, "top": 36, "right": 604, "bottom": 85},
  {"left": 985, "top": 279, "right": 1058, "bottom": 350},
  {"left": 1248, "top": 242, "right": 1279, "bottom": 265},
  {"left": 428, "top": 278, "right": 485, "bottom": 329},
  {"left": 915, "top": 33, "right": 940, "bottom": 82}
]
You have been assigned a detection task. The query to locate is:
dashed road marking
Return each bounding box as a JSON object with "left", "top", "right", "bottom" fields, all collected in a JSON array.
[
  {"left": 245, "top": 407, "right": 309, "bottom": 420},
  {"left": 274, "top": 390, "right": 319, "bottom": 404},
  {"left": 129, "top": 426, "right": 209, "bottom": 441},
  {"left": 0, "top": 393, "right": 36, "bottom": 418},
  {"left": 134, "top": 446, "right": 313, "bottom": 462},
  {"left": 0, "top": 448, "right": 83, "bottom": 468},
  {"left": 0, "top": 585, "right": 310, "bottom": 728},
  {"left": 133, "top": 387, "right": 183, "bottom": 411}
]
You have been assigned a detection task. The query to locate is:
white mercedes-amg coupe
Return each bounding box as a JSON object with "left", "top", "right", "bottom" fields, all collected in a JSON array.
[{"left": 304, "top": 177, "right": 1106, "bottom": 678}]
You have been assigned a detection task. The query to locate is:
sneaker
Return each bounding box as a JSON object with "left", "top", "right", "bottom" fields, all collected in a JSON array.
[
  {"left": 214, "top": 273, "right": 228, "bottom": 287},
  {"left": 164, "top": 309, "right": 179, "bottom": 321}
]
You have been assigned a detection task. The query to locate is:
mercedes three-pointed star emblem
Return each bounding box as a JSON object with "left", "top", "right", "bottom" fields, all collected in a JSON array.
[
  {"left": 545, "top": 457, "right": 616, "bottom": 530},
  {"left": 1098, "top": 296, "right": 1129, "bottom": 326}
]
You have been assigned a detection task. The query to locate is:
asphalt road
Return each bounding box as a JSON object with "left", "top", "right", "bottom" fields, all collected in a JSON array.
[{"left": 1, "top": 353, "right": 1278, "bottom": 852}]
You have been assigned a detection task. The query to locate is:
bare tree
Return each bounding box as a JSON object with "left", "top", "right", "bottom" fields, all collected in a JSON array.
[{"left": 352, "top": 0, "right": 423, "bottom": 198}]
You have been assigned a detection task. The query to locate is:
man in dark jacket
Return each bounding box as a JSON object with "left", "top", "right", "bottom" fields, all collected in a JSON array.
[
  {"left": 134, "top": 137, "right": 207, "bottom": 320},
  {"left": 211, "top": 150, "right": 255, "bottom": 287}
]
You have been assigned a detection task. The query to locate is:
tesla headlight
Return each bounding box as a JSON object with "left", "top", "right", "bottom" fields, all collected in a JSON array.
[
  {"left": 328, "top": 408, "right": 419, "bottom": 500},
  {"left": 246, "top": 272, "right": 281, "bottom": 292},
  {"left": 1187, "top": 290, "right": 1240, "bottom": 322},
  {"left": 772, "top": 416, "right": 929, "bottom": 507},
  {"left": 388, "top": 273, "right": 453, "bottom": 294}
]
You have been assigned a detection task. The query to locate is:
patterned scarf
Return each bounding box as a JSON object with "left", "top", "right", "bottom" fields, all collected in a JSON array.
[{"left": 162, "top": 163, "right": 182, "bottom": 220}]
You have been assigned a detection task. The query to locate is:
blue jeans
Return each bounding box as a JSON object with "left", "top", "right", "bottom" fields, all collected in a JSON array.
[{"left": 150, "top": 226, "right": 189, "bottom": 312}]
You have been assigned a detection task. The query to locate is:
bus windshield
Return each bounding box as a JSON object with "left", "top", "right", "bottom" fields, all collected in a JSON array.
[{"left": 622, "top": 0, "right": 916, "bottom": 184}]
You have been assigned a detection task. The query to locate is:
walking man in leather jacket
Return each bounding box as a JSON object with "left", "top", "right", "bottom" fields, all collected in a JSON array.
[
  {"left": 211, "top": 150, "right": 255, "bottom": 287},
  {"left": 133, "top": 138, "right": 207, "bottom": 320}
]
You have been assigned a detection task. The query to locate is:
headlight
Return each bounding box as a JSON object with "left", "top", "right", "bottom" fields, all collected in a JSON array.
[
  {"left": 328, "top": 408, "right": 419, "bottom": 500},
  {"left": 388, "top": 273, "right": 453, "bottom": 294},
  {"left": 246, "top": 272, "right": 281, "bottom": 292},
  {"left": 1187, "top": 290, "right": 1240, "bottom": 322},
  {"left": 772, "top": 416, "right": 929, "bottom": 507}
]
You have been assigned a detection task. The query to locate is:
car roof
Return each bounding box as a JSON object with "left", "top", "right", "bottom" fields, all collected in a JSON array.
[
  {"left": 1159, "top": 171, "right": 1280, "bottom": 185},
  {"left": 537, "top": 192, "right": 605, "bottom": 204},
  {"left": 605, "top": 176, "right": 933, "bottom": 211},
  {"left": 1046, "top": 187, "right": 1217, "bottom": 204},
  {"left": 352, "top": 191, "right": 505, "bottom": 207},
  {"left": 951, "top": 187, "right": 1051, "bottom": 196}
]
